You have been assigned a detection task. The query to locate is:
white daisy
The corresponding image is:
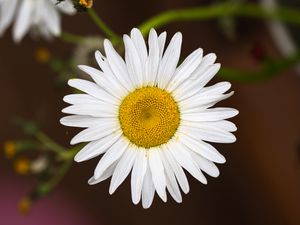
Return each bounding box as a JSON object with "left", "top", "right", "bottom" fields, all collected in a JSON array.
[
  {"left": 61, "top": 28, "right": 239, "bottom": 208},
  {"left": 0, "top": 0, "right": 75, "bottom": 42}
]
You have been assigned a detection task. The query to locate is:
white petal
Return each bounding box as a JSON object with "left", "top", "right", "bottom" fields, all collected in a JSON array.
[
  {"left": 182, "top": 120, "right": 237, "bottom": 133},
  {"left": 63, "top": 93, "right": 103, "bottom": 105},
  {"left": 181, "top": 108, "right": 239, "bottom": 122},
  {"left": 180, "top": 82, "right": 232, "bottom": 114},
  {"left": 167, "top": 48, "right": 203, "bottom": 92},
  {"left": 68, "top": 79, "right": 118, "bottom": 105},
  {"left": 131, "top": 148, "right": 147, "bottom": 204},
  {"left": 78, "top": 65, "right": 125, "bottom": 99},
  {"left": 162, "top": 145, "right": 189, "bottom": 194},
  {"left": 103, "top": 39, "right": 134, "bottom": 91},
  {"left": 35, "top": 24, "right": 53, "bottom": 39},
  {"left": 148, "top": 148, "right": 167, "bottom": 202},
  {"left": 0, "top": 0, "right": 18, "bottom": 36},
  {"left": 189, "top": 151, "right": 220, "bottom": 177},
  {"left": 159, "top": 149, "right": 182, "bottom": 203},
  {"left": 13, "top": 0, "right": 34, "bottom": 42},
  {"left": 130, "top": 28, "right": 147, "bottom": 65},
  {"left": 109, "top": 148, "right": 136, "bottom": 194},
  {"left": 41, "top": 0, "right": 61, "bottom": 36},
  {"left": 179, "top": 125, "right": 236, "bottom": 144},
  {"left": 62, "top": 103, "right": 118, "bottom": 117},
  {"left": 207, "top": 120, "right": 237, "bottom": 132},
  {"left": 95, "top": 50, "right": 129, "bottom": 95},
  {"left": 60, "top": 115, "right": 110, "bottom": 128},
  {"left": 78, "top": 65, "right": 104, "bottom": 82},
  {"left": 88, "top": 162, "right": 117, "bottom": 185},
  {"left": 70, "top": 123, "right": 118, "bottom": 145},
  {"left": 142, "top": 163, "right": 155, "bottom": 209},
  {"left": 94, "top": 138, "right": 129, "bottom": 179},
  {"left": 158, "top": 31, "right": 167, "bottom": 59},
  {"left": 200, "top": 81, "right": 231, "bottom": 96},
  {"left": 190, "top": 63, "right": 221, "bottom": 88},
  {"left": 178, "top": 134, "right": 226, "bottom": 163},
  {"left": 174, "top": 64, "right": 221, "bottom": 102},
  {"left": 123, "top": 34, "right": 143, "bottom": 87},
  {"left": 145, "top": 29, "right": 159, "bottom": 86},
  {"left": 54, "top": 0, "right": 76, "bottom": 15},
  {"left": 157, "top": 32, "right": 182, "bottom": 89},
  {"left": 179, "top": 92, "right": 234, "bottom": 111},
  {"left": 168, "top": 141, "right": 207, "bottom": 184},
  {"left": 189, "top": 53, "right": 217, "bottom": 79},
  {"left": 74, "top": 131, "right": 122, "bottom": 162}
]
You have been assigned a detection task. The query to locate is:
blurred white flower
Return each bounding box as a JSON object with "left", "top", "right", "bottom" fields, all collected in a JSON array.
[
  {"left": 0, "top": 0, "right": 75, "bottom": 42},
  {"left": 73, "top": 36, "right": 104, "bottom": 78},
  {"left": 30, "top": 157, "right": 48, "bottom": 174},
  {"left": 61, "top": 28, "right": 238, "bottom": 208}
]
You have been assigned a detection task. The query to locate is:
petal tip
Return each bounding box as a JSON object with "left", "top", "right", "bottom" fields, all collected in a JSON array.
[
  {"left": 74, "top": 153, "right": 83, "bottom": 162},
  {"left": 109, "top": 188, "right": 115, "bottom": 195},
  {"left": 70, "top": 138, "right": 78, "bottom": 146},
  {"left": 88, "top": 177, "right": 96, "bottom": 185},
  {"left": 59, "top": 117, "right": 65, "bottom": 125}
]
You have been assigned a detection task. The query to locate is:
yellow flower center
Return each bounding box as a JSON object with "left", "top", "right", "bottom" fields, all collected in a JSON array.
[{"left": 119, "top": 87, "right": 180, "bottom": 148}]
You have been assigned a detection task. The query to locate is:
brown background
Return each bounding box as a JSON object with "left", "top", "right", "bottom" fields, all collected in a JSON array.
[{"left": 0, "top": 0, "right": 300, "bottom": 225}]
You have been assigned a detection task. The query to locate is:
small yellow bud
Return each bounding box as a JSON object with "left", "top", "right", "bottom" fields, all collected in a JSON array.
[
  {"left": 79, "top": 0, "right": 93, "bottom": 8},
  {"left": 35, "top": 47, "right": 50, "bottom": 63},
  {"left": 14, "top": 158, "right": 30, "bottom": 175},
  {"left": 4, "top": 141, "right": 16, "bottom": 159},
  {"left": 18, "top": 197, "right": 32, "bottom": 215}
]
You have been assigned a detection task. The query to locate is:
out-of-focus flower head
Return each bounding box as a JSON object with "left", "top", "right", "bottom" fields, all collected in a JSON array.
[
  {"left": 4, "top": 140, "right": 16, "bottom": 159},
  {"left": 18, "top": 197, "right": 32, "bottom": 215},
  {"left": 35, "top": 47, "right": 51, "bottom": 63},
  {"left": 73, "top": 36, "right": 104, "bottom": 78},
  {"left": 0, "top": 0, "right": 76, "bottom": 42},
  {"left": 78, "top": 0, "right": 93, "bottom": 9},
  {"left": 14, "top": 157, "right": 30, "bottom": 175}
]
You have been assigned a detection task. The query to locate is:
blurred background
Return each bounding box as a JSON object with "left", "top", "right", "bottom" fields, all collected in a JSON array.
[{"left": 0, "top": 0, "right": 300, "bottom": 225}]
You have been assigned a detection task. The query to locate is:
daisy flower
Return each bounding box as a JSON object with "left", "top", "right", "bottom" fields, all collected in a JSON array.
[
  {"left": 61, "top": 28, "right": 239, "bottom": 208},
  {"left": 0, "top": 0, "right": 75, "bottom": 42}
]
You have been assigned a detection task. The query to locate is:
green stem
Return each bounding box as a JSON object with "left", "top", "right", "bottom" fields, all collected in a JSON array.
[
  {"left": 35, "top": 132, "right": 65, "bottom": 154},
  {"left": 139, "top": 3, "right": 300, "bottom": 36},
  {"left": 219, "top": 53, "right": 300, "bottom": 82},
  {"left": 58, "top": 145, "right": 83, "bottom": 160},
  {"left": 34, "top": 145, "right": 83, "bottom": 197},
  {"left": 36, "top": 159, "right": 73, "bottom": 197},
  {"left": 60, "top": 31, "right": 84, "bottom": 44},
  {"left": 88, "top": 8, "right": 121, "bottom": 43}
]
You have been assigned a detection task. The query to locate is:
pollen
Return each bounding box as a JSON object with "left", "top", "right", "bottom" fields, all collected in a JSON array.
[
  {"left": 119, "top": 87, "right": 180, "bottom": 148},
  {"left": 79, "top": 0, "right": 93, "bottom": 8}
]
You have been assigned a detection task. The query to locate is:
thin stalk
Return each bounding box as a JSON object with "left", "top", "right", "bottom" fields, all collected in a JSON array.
[
  {"left": 88, "top": 8, "right": 121, "bottom": 43},
  {"left": 60, "top": 31, "right": 84, "bottom": 44},
  {"left": 139, "top": 3, "right": 300, "bottom": 36},
  {"left": 36, "top": 159, "right": 73, "bottom": 197},
  {"left": 219, "top": 53, "right": 300, "bottom": 82},
  {"left": 58, "top": 145, "right": 83, "bottom": 160},
  {"left": 35, "top": 132, "right": 65, "bottom": 154}
]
